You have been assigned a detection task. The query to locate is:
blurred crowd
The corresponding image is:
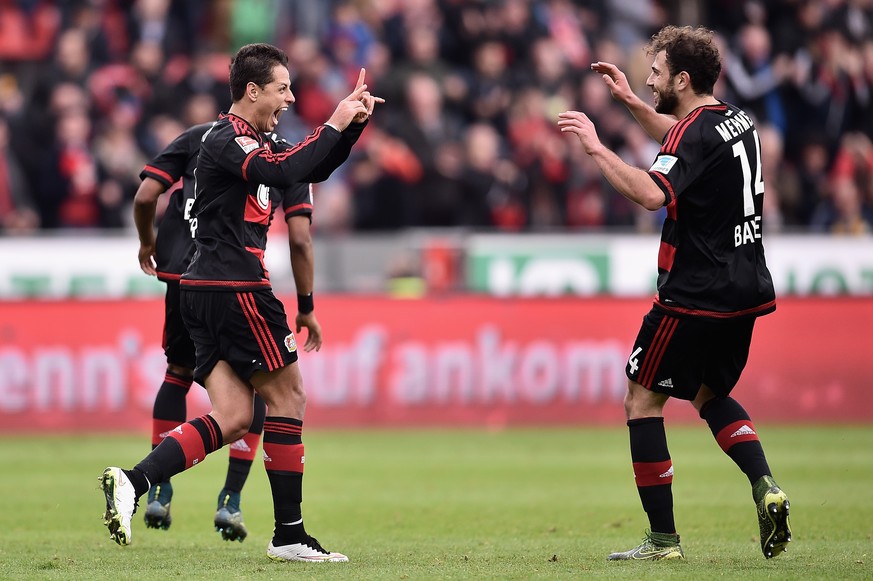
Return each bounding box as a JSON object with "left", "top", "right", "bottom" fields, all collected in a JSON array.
[{"left": 1, "top": 0, "right": 873, "bottom": 236}]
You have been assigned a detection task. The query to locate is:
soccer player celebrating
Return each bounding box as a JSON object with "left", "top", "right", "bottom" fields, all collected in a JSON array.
[
  {"left": 133, "top": 126, "right": 323, "bottom": 542},
  {"left": 101, "top": 43, "right": 381, "bottom": 562},
  {"left": 558, "top": 25, "right": 791, "bottom": 560}
]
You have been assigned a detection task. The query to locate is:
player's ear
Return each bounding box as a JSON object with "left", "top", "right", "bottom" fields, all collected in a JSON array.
[{"left": 247, "top": 82, "right": 259, "bottom": 101}]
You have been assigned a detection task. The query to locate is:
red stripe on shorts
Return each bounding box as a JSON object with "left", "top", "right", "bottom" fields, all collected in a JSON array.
[
  {"left": 639, "top": 316, "right": 678, "bottom": 388},
  {"left": 237, "top": 292, "right": 282, "bottom": 370}
]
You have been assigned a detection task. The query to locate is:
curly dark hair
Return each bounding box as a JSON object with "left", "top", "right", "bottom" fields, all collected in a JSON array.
[
  {"left": 645, "top": 25, "right": 721, "bottom": 96},
  {"left": 229, "top": 43, "right": 289, "bottom": 102}
]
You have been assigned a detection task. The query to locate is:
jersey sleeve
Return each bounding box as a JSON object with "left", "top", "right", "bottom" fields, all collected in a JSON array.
[
  {"left": 139, "top": 126, "right": 196, "bottom": 188},
  {"left": 225, "top": 124, "right": 345, "bottom": 187},
  {"left": 281, "top": 183, "right": 314, "bottom": 221},
  {"left": 646, "top": 115, "right": 707, "bottom": 205}
]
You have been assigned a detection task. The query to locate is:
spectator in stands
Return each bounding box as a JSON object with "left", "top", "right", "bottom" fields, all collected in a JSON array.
[
  {"left": 5, "top": 0, "right": 873, "bottom": 233},
  {"left": 0, "top": 114, "right": 38, "bottom": 234}
]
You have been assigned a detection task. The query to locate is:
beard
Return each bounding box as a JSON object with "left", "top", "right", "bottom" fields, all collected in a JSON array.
[{"left": 654, "top": 81, "right": 679, "bottom": 115}]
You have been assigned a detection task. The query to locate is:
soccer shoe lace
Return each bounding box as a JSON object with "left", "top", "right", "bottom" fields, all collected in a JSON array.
[
  {"left": 143, "top": 482, "right": 173, "bottom": 530},
  {"left": 214, "top": 489, "right": 248, "bottom": 542},
  {"left": 754, "top": 475, "right": 792, "bottom": 559},
  {"left": 607, "top": 530, "right": 685, "bottom": 561},
  {"left": 100, "top": 467, "right": 138, "bottom": 546},
  {"left": 266, "top": 535, "right": 349, "bottom": 562}
]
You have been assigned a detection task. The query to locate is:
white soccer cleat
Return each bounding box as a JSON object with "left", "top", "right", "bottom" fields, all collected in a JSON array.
[
  {"left": 267, "top": 537, "right": 349, "bottom": 562},
  {"left": 100, "top": 467, "right": 137, "bottom": 546}
]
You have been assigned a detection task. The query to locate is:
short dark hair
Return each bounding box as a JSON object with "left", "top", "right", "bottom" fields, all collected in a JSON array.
[
  {"left": 645, "top": 25, "right": 721, "bottom": 95},
  {"left": 228, "top": 43, "right": 289, "bottom": 102}
]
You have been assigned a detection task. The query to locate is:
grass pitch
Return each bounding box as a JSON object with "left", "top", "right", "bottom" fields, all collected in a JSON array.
[{"left": 1, "top": 425, "right": 871, "bottom": 580}]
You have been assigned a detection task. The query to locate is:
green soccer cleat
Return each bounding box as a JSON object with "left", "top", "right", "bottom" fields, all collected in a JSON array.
[
  {"left": 607, "top": 530, "right": 686, "bottom": 561},
  {"left": 214, "top": 489, "right": 248, "bottom": 542},
  {"left": 754, "top": 475, "right": 792, "bottom": 559},
  {"left": 143, "top": 482, "right": 173, "bottom": 530}
]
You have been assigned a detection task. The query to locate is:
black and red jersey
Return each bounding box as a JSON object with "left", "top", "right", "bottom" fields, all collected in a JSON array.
[
  {"left": 140, "top": 123, "right": 212, "bottom": 282},
  {"left": 646, "top": 102, "right": 776, "bottom": 319},
  {"left": 182, "top": 113, "right": 364, "bottom": 291}
]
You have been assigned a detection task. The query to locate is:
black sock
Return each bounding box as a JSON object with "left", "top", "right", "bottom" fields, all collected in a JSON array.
[
  {"left": 628, "top": 417, "right": 676, "bottom": 534},
  {"left": 700, "top": 397, "right": 771, "bottom": 484},
  {"left": 263, "top": 416, "right": 305, "bottom": 543}
]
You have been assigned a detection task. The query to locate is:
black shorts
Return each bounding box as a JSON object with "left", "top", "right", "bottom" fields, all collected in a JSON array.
[
  {"left": 180, "top": 288, "right": 299, "bottom": 385},
  {"left": 625, "top": 307, "right": 756, "bottom": 400},
  {"left": 163, "top": 281, "right": 196, "bottom": 370}
]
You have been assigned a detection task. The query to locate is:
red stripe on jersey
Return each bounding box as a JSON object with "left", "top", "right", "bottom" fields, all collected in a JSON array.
[
  {"left": 632, "top": 460, "right": 674, "bottom": 487},
  {"left": 715, "top": 420, "right": 760, "bottom": 452},
  {"left": 639, "top": 316, "right": 678, "bottom": 388},
  {"left": 653, "top": 298, "right": 777, "bottom": 319},
  {"left": 240, "top": 148, "right": 261, "bottom": 181},
  {"left": 156, "top": 271, "right": 182, "bottom": 281},
  {"left": 284, "top": 202, "right": 313, "bottom": 217},
  {"left": 244, "top": 189, "right": 271, "bottom": 224},
  {"left": 665, "top": 198, "right": 678, "bottom": 220},
  {"left": 657, "top": 241, "right": 677, "bottom": 272},
  {"left": 650, "top": 171, "right": 675, "bottom": 204},
  {"left": 142, "top": 164, "right": 176, "bottom": 184},
  {"left": 180, "top": 279, "right": 270, "bottom": 288},
  {"left": 237, "top": 292, "right": 283, "bottom": 370},
  {"left": 273, "top": 125, "right": 324, "bottom": 159},
  {"left": 662, "top": 108, "right": 704, "bottom": 154},
  {"left": 245, "top": 245, "right": 269, "bottom": 280},
  {"left": 263, "top": 441, "right": 305, "bottom": 474}
]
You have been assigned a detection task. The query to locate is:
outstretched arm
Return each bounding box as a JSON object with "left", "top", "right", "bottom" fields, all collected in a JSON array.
[
  {"left": 558, "top": 110, "right": 666, "bottom": 211},
  {"left": 591, "top": 62, "right": 676, "bottom": 143}
]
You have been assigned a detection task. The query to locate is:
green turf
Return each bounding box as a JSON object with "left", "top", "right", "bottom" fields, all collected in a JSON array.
[{"left": 1, "top": 426, "right": 872, "bottom": 580}]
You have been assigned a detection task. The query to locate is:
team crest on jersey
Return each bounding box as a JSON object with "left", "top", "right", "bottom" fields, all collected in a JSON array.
[
  {"left": 234, "top": 136, "right": 260, "bottom": 154},
  {"left": 284, "top": 333, "right": 297, "bottom": 352},
  {"left": 256, "top": 184, "right": 270, "bottom": 210},
  {"left": 649, "top": 154, "right": 678, "bottom": 174}
]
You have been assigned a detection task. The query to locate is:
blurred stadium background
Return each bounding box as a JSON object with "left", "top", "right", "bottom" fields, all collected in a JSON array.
[{"left": 0, "top": 0, "right": 871, "bottom": 434}]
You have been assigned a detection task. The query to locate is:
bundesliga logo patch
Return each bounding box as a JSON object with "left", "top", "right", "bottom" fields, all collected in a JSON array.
[
  {"left": 235, "top": 136, "right": 259, "bottom": 154},
  {"left": 649, "top": 154, "right": 678, "bottom": 174}
]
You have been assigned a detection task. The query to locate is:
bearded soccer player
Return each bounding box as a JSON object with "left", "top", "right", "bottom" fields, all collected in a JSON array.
[
  {"left": 133, "top": 125, "right": 324, "bottom": 542},
  {"left": 102, "top": 43, "right": 381, "bottom": 562},
  {"left": 558, "top": 25, "right": 790, "bottom": 561}
]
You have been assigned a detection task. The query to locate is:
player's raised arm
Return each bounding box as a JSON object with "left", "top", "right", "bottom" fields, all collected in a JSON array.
[{"left": 591, "top": 61, "right": 677, "bottom": 143}]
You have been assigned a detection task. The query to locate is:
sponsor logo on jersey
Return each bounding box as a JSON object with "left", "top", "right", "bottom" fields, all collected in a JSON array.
[
  {"left": 235, "top": 136, "right": 260, "bottom": 154},
  {"left": 657, "top": 378, "right": 674, "bottom": 388},
  {"left": 649, "top": 154, "right": 678, "bottom": 174},
  {"left": 285, "top": 333, "right": 297, "bottom": 352}
]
